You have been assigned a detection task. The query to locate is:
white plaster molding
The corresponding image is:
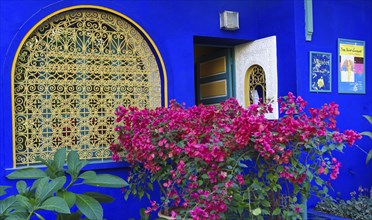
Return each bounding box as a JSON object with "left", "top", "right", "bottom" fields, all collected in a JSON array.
[{"left": 234, "top": 36, "right": 278, "bottom": 119}]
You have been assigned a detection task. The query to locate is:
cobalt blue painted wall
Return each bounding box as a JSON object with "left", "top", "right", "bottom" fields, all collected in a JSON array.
[
  {"left": 0, "top": 0, "right": 259, "bottom": 219},
  {"left": 256, "top": 0, "right": 298, "bottom": 97},
  {"left": 1, "top": 0, "right": 371, "bottom": 218},
  {"left": 293, "top": 0, "right": 372, "bottom": 207}
]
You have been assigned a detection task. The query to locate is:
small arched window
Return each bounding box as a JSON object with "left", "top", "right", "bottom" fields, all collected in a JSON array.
[
  {"left": 244, "top": 65, "right": 266, "bottom": 106},
  {"left": 12, "top": 7, "right": 166, "bottom": 167}
]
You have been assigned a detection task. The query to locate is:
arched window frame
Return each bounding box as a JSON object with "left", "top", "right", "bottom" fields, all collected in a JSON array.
[
  {"left": 244, "top": 64, "right": 266, "bottom": 107},
  {"left": 11, "top": 5, "right": 168, "bottom": 167}
]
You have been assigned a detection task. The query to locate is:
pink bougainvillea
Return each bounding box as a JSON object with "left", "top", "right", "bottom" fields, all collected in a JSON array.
[{"left": 111, "top": 92, "right": 361, "bottom": 219}]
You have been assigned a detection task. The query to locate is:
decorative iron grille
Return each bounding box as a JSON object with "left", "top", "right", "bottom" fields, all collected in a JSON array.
[
  {"left": 247, "top": 65, "right": 266, "bottom": 105},
  {"left": 13, "top": 9, "right": 162, "bottom": 166}
]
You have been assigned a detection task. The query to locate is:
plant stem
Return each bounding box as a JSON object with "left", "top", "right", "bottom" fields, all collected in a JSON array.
[
  {"left": 65, "top": 177, "right": 77, "bottom": 191},
  {"left": 27, "top": 210, "right": 34, "bottom": 220},
  {"left": 355, "top": 144, "right": 368, "bottom": 154}
]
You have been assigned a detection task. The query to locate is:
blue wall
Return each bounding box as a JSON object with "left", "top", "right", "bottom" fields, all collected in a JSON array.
[
  {"left": 1, "top": 0, "right": 371, "bottom": 218},
  {"left": 0, "top": 0, "right": 259, "bottom": 219},
  {"left": 293, "top": 0, "right": 372, "bottom": 206},
  {"left": 256, "top": 0, "right": 298, "bottom": 96}
]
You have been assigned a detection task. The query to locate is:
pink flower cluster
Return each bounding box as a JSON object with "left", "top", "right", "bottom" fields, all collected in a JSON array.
[{"left": 111, "top": 92, "right": 361, "bottom": 219}]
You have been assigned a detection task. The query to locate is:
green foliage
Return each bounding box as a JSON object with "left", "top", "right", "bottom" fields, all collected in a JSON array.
[
  {"left": 0, "top": 148, "right": 127, "bottom": 220},
  {"left": 361, "top": 115, "right": 372, "bottom": 165},
  {"left": 315, "top": 188, "right": 372, "bottom": 220},
  {"left": 75, "top": 194, "right": 103, "bottom": 220}
]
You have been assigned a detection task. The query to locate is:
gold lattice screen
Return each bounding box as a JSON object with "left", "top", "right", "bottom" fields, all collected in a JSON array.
[
  {"left": 13, "top": 8, "right": 162, "bottom": 166},
  {"left": 246, "top": 65, "right": 266, "bottom": 106}
]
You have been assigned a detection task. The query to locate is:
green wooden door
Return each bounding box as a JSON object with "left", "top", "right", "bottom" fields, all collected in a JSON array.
[{"left": 195, "top": 48, "right": 234, "bottom": 105}]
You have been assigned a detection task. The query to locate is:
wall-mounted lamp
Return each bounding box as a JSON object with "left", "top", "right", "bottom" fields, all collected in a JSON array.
[{"left": 220, "top": 11, "right": 239, "bottom": 31}]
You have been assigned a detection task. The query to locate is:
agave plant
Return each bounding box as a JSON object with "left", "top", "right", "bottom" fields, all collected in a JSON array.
[{"left": 0, "top": 148, "right": 127, "bottom": 220}]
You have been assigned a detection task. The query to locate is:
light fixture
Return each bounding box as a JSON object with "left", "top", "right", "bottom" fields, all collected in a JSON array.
[{"left": 220, "top": 11, "right": 239, "bottom": 31}]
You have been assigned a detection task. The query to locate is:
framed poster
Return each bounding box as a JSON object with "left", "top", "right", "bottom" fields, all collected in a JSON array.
[
  {"left": 310, "top": 51, "right": 332, "bottom": 92},
  {"left": 338, "top": 39, "right": 365, "bottom": 94}
]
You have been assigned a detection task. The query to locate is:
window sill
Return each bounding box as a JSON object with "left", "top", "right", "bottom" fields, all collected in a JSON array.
[{"left": 5, "top": 160, "right": 130, "bottom": 176}]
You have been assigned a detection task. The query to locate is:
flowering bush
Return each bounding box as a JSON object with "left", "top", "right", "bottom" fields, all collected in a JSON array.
[{"left": 111, "top": 92, "right": 361, "bottom": 219}]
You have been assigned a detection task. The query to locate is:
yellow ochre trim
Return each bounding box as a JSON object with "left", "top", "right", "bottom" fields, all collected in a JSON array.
[
  {"left": 244, "top": 69, "right": 251, "bottom": 107},
  {"left": 200, "top": 56, "right": 226, "bottom": 78},
  {"left": 11, "top": 5, "right": 168, "bottom": 168},
  {"left": 200, "top": 80, "right": 227, "bottom": 99}
]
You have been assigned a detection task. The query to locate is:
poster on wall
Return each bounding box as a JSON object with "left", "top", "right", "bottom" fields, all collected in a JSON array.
[
  {"left": 310, "top": 51, "right": 332, "bottom": 92},
  {"left": 338, "top": 38, "right": 365, "bottom": 94}
]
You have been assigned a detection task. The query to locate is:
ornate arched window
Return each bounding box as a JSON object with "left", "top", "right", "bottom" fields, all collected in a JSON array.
[
  {"left": 12, "top": 7, "right": 166, "bottom": 167},
  {"left": 244, "top": 65, "right": 266, "bottom": 106}
]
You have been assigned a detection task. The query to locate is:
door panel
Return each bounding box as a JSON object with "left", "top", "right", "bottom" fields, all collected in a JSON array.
[{"left": 196, "top": 48, "right": 233, "bottom": 105}]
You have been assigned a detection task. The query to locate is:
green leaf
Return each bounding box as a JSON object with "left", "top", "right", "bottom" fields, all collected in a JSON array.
[
  {"left": 147, "top": 182, "right": 153, "bottom": 191},
  {"left": 57, "top": 212, "right": 82, "bottom": 220},
  {"left": 16, "top": 181, "right": 27, "bottom": 194},
  {"left": 76, "top": 194, "right": 103, "bottom": 220},
  {"left": 35, "top": 177, "right": 49, "bottom": 201},
  {"left": 15, "top": 195, "right": 33, "bottom": 212},
  {"left": 79, "top": 171, "right": 96, "bottom": 179},
  {"left": 262, "top": 200, "right": 271, "bottom": 207},
  {"left": 35, "top": 212, "right": 46, "bottom": 220},
  {"left": 366, "top": 149, "right": 372, "bottom": 165},
  {"left": 252, "top": 208, "right": 262, "bottom": 216},
  {"left": 315, "top": 177, "right": 323, "bottom": 186},
  {"left": 83, "top": 192, "right": 114, "bottom": 203},
  {"left": 360, "top": 131, "right": 372, "bottom": 140},
  {"left": 36, "top": 176, "right": 66, "bottom": 202},
  {"left": 6, "top": 211, "right": 29, "bottom": 220},
  {"left": 82, "top": 174, "right": 127, "bottom": 188},
  {"left": 67, "top": 151, "right": 88, "bottom": 178},
  {"left": 53, "top": 148, "right": 67, "bottom": 170},
  {"left": 39, "top": 196, "right": 70, "bottom": 214},
  {"left": 0, "top": 186, "right": 11, "bottom": 196},
  {"left": 67, "top": 151, "right": 80, "bottom": 177},
  {"left": 7, "top": 168, "right": 47, "bottom": 179},
  {"left": 138, "top": 190, "right": 144, "bottom": 199},
  {"left": 77, "top": 161, "right": 89, "bottom": 172},
  {"left": 306, "top": 170, "right": 314, "bottom": 181},
  {"left": 31, "top": 178, "right": 43, "bottom": 191},
  {"left": 272, "top": 208, "right": 281, "bottom": 215},
  {"left": 323, "top": 186, "right": 329, "bottom": 194},
  {"left": 238, "top": 161, "right": 248, "bottom": 168},
  {"left": 35, "top": 157, "right": 52, "bottom": 167},
  {"left": 363, "top": 115, "right": 372, "bottom": 125},
  {"left": 0, "top": 196, "right": 17, "bottom": 214},
  {"left": 57, "top": 191, "right": 76, "bottom": 208}
]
